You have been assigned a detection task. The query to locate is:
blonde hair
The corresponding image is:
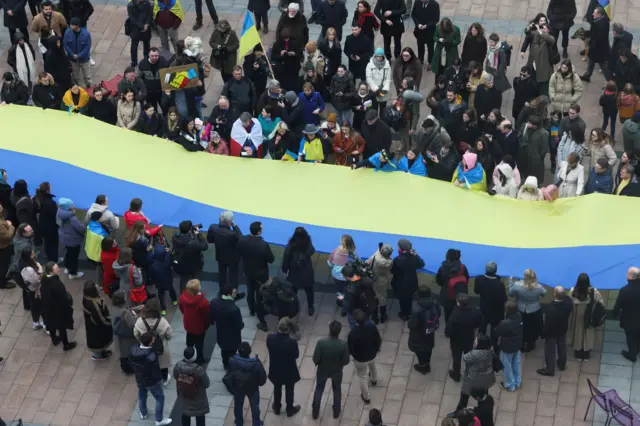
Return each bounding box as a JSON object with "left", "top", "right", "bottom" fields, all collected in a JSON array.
[
  {"left": 305, "top": 40, "right": 317, "bottom": 53},
  {"left": 523, "top": 269, "right": 538, "bottom": 289},
  {"left": 325, "top": 27, "right": 337, "bottom": 39},
  {"left": 186, "top": 279, "right": 201, "bottom": 295}
]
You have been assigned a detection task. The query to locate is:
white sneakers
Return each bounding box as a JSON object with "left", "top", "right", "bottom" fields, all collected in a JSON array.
[
  {"left": 69, "top": 272, "right": 84, "bottom": 280},
  {"left": 162, "top": 374, "right": 171, "bottom": 386},
  {"left": 32, "top": 321, "right": 44, "bottom": 330},
  {"left": 155, "top": 419, "right": 172, "bottom": 425},
  {"left": 90, "top": 58, "right": 96, "bottom": 66}
]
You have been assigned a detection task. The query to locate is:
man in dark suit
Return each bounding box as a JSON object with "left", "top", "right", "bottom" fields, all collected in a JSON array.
[
  {"left": 474, "top": 261, "right": 507, "bottom": 351},
  {"left": 445, "top": 293, "right": 483, "bottom": 382},
  {"left": 498, "top": 121, "right": 519, "bottom": 163},
  {"left": 237, "top": 221, "right": 275, "bottom": 331},
  {"left": 580, "top": 7, "right": 613, "bottom": 82},
  {"left": 207, "top": 210, "right": 244, "bottom": 299},
  {"left": 209, "top": 284, "right": 244, "bottom": 370},
  {"left": 266, "top": 318, "right": 302, "bottom": 417},
  {"left": 614, "top": 267, "right": 640, "bottom": 362},
  {"left": 537, "top": 286, "right": 573, "bottom": 376}
]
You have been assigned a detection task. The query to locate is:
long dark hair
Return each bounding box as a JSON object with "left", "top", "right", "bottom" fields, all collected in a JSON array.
[
  {"left": 574, "top": 273, "right": 591, "bottom": 301},
  {"left": 35, "top": 182, "right": 50, "bottom": 207},
  {"left": 19, "top": 248, "right": 37, "bottom": 271},
  {"left": 467, "top": 22, "right": 484, "bottom": 38},
  {"left": 438, "top": 18, "right": 453, "bottom": 36},
  {"left": 13, "top": 179, "right": 29, "bottom": 198},
  {"left": 289, "top": 227, "right": 311, "bottom": 252}
]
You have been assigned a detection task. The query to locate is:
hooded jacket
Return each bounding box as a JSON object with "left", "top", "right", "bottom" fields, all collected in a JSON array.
[
  {"left": 343, "top": 276, "right": 377, "bottom": 315},
  {"left": 147, "top": 244, "right": 173, "bottom": 290},
  {"left": 365, "top": 57, "right": 392, "bottom": 102},
  {"left": 494, "top": 312, "right": 523, "bottom": 353},
  {"left": 0, "top": 220, "right": 15, "bottom": 249},
  {"left": 474, "top": 273, "right": 507, "bottom": 325},
  {"left": 543, "top": 296, "right": 573, "bottom": 338},
  {"left": 584, "top": 166, "right": 614, "bottom": 194},
  {"left": 228, "top": 355, "right": 268, "bottom": 394},
  {"left": 172, "top": 360, "right": 210, "bottom": 416},
  {"left": 517, "top": 176, "right": 544, "bottom": 200},
  {"left": 56, "top": 208, "right": 85, "bottom": 247},
  {"left": 179, "top": 291, "right": 210, "bottom": 335},
  {"left": 623, "top": 116, "right": 640, "bottom": 159},
  {"left": 129, "top": 345, "right": 162, "bottom": 387},
  {"left": 172, "top": 232, "right": 208, "bottom": 276},
  {"left": 112, "top": 261, "right": 143, "bottom": 296},
  {"left": 492, "top": 162, "right": 518, "bottom": 198},
  {"left": 63, "top": 26, "right": 92, "bottom": 63},
  {"left": 0, "top": 77, "right": 29, "bottom": 105},
  {"left": 84, "top": 202, "right": 120, "bottom": 232},
  {"left": 408, "top": 294, "right": 440, "bottom": 352}
]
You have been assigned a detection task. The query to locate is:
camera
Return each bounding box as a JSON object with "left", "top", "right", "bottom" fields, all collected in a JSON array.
[{"left": 192, "top": 224, "right": 202, "bottom": 232}]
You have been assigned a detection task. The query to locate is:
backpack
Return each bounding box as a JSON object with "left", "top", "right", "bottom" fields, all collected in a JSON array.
[
  {"left": 113, "top": 311, "right": 134, "bottom": 338},
  {"left": 176, "top": 371, "right": 199, "bottom": 398},
  {"left": 129, "top": 266, "right": 147, "bottom": 305},
  {"left": 500, "top": 41, "right": 513, "bottom": 66},
  {"left": 424, "top": 302, "right": 441, "bottom": 334},
  {"left": 585, "top": 288, "right": 606, "bottom": 328},
  {"left": 447, "top": 266, "right": 468, "bottom": 300},
  {"left": 141, "top": 317, "right": 165, "bottom": 355},
  {"left": 357, "top": 285, "right": 378, "bottom": 315}
]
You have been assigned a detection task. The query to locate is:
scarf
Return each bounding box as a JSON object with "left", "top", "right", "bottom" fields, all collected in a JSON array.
[
  {"left": 357, "top": 11, "right": 380, "bottom": 29},
  {"left": 373, "top": 58, "right": 385, "bottom": 70},
  {"left": 486, "top": 45, "right": 499, "bottom": 69},
  {"left": 16, "top": 44, "right": 36, "bottom": 88}
]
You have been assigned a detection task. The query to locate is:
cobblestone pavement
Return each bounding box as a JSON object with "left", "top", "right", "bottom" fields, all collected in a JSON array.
[{"left": 1, "top": 0, "right": 640, "bottom": 423}]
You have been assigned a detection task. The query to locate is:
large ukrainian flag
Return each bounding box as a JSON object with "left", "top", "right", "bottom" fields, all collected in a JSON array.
[{"left": 238, "top": 12, "right": 261, "bottom": 63}]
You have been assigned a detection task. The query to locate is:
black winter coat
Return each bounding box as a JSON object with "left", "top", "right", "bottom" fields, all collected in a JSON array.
[
  {"left": 408, "top": 296, "right": 440, "bottom": 352},
  {"left": 543, "top": 296, "right": 573, "bottom": 338},
  {"left": 2, "top": 0, "right": 28, "bottom": 29},
  {"left": 83, "top": 296, "right": 114, "bottom": 351},
  {"left": 609, "top": 30, "right": 633, "bottom": 69},
  {"left": 172, "top": 233, "right": 208, "bottom": 275},
  {"left": 494, "top": 312, "right": 523, "bottom": 353},
  {"left": 221, "top": 77, "right": 257, "bottom": 123},
  {"left": 613, "top": 279, "right": 640, "bottom": 332},
  {"left": 445, "top": 305, "right": 483, "bottom": 349},
  {"left": 474, "top": 85, "right": 502, "bottom": 120},
  {"left": 461, "top": 35, "right": 487, "bottom": 67},
  {"left": 351, "top": 93, "right": 377, "bottom": 132},
  {"left": 209, "top": 297, "right": 243, "bottom": 350},
  {"left": 42, "top": 274, "right": 74, "bottom": 331},
  {"left": 247, "top": 0, "right": 270, "bottom": 14},
  {"left": 511, "top": 76, "right": 540, "bottom": 119},
  {"left": 271, "top": 37, "right": 303, "bottom": 93},
  {"left": 615, "top": 54, "right": 640, "bottom": 91},
  {"left": 361, "top": 118, "right": 392, "bottom": 158},
  {"left": 87, "top": 98, "right": 117, "bottom": 125},
  {"left": 318, "top": 38, "right": 343, "bottom": 79},
  {"left": 243, "top": 53, "right": 270, "bottom": 101},
  {"left": 206, "top": 223, "right": 241, "bottom": 265},
  {"left": 330, "top": 71, "right": 356, "bottom": 110},
  {"left": 267, "top": 332, "right": 300, "bottom": 384},
  {"left": 347, "top": 322, "right": 382, "bottom": 362},
  {"left": 390, "top": 252, "right": 425, "bottom": 299},
  {"left": 60, "top": 0, "right": 94, "bottom": 26},
  {"left": 435, "top": 260, "right": 469, "bottom": 306},
  {"left": 237, "top": 235, "right": 274, "bottom": 282},
  {"left": 0, "top": 80, "right": 29, "bottom": 105},
  {"left": 316, "top": 0, "right": 348, "bottom": 31},
  {"left": 127, "top": 0, "right": 152, "bottom": 40},
  {"left": 208, "top": 106, "right": 232, "bottom": 142},
  {"left": 546, "top": 0, "right": 577, "bottom": 30},
  {"left": 374, "top": 0, "right": 405, "bottom": 36},
  {"left": 37, "top": 193, "right": 58, "bottom": 241},
  {"left": 411, "top": 0, "right": 439, "bottom": 42},
  {"left": 588, "top": 16, "right": 611, "bottom": 63},
  {"left": 44, "top": 38, "right": 73, "bottom": 92},
  {"left": 136, "top": 112, "right": 163, "bottom": 136},
  {"left": 343, "top": 33, "right": 373, "bottom": 80},
  {"left": 32, "top": 83, "right": 62, "bottom": 110},
  {"left": 282, "top": 242, "right": 315, "bottom": 289},
  {"left": 474, "top": 274, "right": 507, "bottom": 326},
  {"left": 129, "top": 345, "right": 162, "bottom": 388},
  {"left": 343, "top": 277, "right": 377, "bottom": 315}
]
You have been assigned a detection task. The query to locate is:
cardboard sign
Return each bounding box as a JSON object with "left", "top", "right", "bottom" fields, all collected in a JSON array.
[{"left": 159, "top": 64, "right": 200, "bottom": 91}]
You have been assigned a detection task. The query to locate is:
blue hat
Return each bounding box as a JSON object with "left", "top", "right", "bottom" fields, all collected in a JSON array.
[
  {"left": 58, "top": 198, "right": 73, "bottom": 210},
  {"left": 374, "top": 48, "right": 384, "bottom": 56}
]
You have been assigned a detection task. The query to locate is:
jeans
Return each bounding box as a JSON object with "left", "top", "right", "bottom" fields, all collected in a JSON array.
[
  {"left": 335, "top": 109, "right": 353, "bottom": 126},
  {"left": 186, "top": 332, "right": 205, "bottom": 362},
  {"left": 218, "top": 261, "right": 239, "bottom": 289},
  {"left": 626, "top": 329, "right": 640, "bottom": 359},
  {"left": 157, "top": 26, "right": 179, "bottom": 53},
  {"left": 181, "top": 415, "right": 205, "bottom": 426},
  {"left": 130, "top": 36, "right": 151, "bottom": 66},
  {"left": 71, "top": 61, "right": 92, "bottom": 88},
  {"left": 353, "top": 359, "right": 377, "bottom": 399},
  {"left": 543, "top": 335, "right": 567, "bottom": 375},
  {"left": 500, "top": 351, "right": 521, "bottom": 391},
  {"left": 383, "top": 34, "right": 402, "bottom": 60},
  {"left": 603, "top": 112, "right": 617, "bottom": 140},
  {"left": 64, "top": 245, "right": 81, "bottom": 275},
  {"left": 585, "top": 58, "right": 612, "bottom": 80},
  {"left": 272, "top": 382, "right": 295, "bottom": 411},
  {"left": 138, "top": 381, "right": 165, "bottom": 422},
  {"left": 313, "top": 373, "right": 342, "bottom": 411},
  {"left": 43, "top": 235, "right": 59, "bottom": 262},
  {"left": 194, "top": 0, "right": 219, "bottom": 22},
  {"left": 234, "top": 391, "right": 260, "bottom": 426},
  {"left": 550, "top": 27, "right": 570, "bottom": 49}
]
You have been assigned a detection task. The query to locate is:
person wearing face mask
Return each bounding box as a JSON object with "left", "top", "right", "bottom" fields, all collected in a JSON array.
[
  {"left": 344, "top": 25, "right": 373, "bottom": 82},
  {"left": 549, "top": 59, "right": 583, "bottom": 115},
  {"left": 556, "top": 152, "right": 584, "bottom": 197},
  {"left": 31, "top": 72, "right": 62, "bottom": 110},
  {"left": 452, "top": 151, "right": 487, "bottom": 191},
  {"left": 43, "top": 35, "right": 72, "bottom": 92},
  {"left": 316, "top": 0, "right": 348, "bottom": 41}
]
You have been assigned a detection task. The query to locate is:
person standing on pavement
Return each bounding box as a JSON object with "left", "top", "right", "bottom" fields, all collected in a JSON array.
[
  {"left": 41, "top": 261, "right": 78, "bottom": 351},
  {"left": 134, "top": 298, "right": 173, "bottom": 385},
  {"left": 390, "top": 239, "right": 425, "bottom": 321},
  {"left": 312, "top": 320, "right": 350, "bottom": 420},
  {"left": 82, "top": 280, "right": 114, "bottom": 361},
  {"left": 316, "top": 0, "right": 348, "bottom": 41},
  {"left": 411, "top": 0, "right": 439, "bottom": 68},
  {"left": 523, "top": 21, "right": 555, "bottom": 95},
  {"left": 436, "top": 248, "right": 469, "bottom": 323},
  {"left": 494, "top": 301, "right": 523, "bottom": 392},
  {"left": 35, "top": 182, "right": 58, "bottom": 263},
  {"left": 129, "top": 331, "right": 173, "bottom": 425},
  {"left": 580, "top": 7, "right": 612, "bottom": 82},
  {"left": 127, "top": 0, "right": 152, "bottom": 67},
  {"left": 567, "top": 273, "right": 604, "bottom": 360},
  {"left": 2, "top": 0, "right": 29, "bottom": 44},
  {"left": 9, "top": 224, "right": 34, "bottom": 304},
  {"left": 237, "top": 221, "right": 274, "bottom": 331},
  {"left": 266, "top": 317, "right": 302, "bottom": 417},
  {"left": 138, "top": 48, "right": 169, "bottom": 112},
  {"left": 209, "top": 284, "right": 244, "bottom": 370},
  {"left": 508, "top": 269, "right": 546, "bottom": 353},
  {"left": 282, "top": 226, "right": 316, "bottom": 316},
  {"left": 473, "top": 261, "right": 507, "bottom": 351},
  {"left": 172, "top": 220, "right": 208, "bottom": 292},
  {"left": 537, "top": 286, "right": 573, "bottom": 377},
  {"left": 179, "top": 279, "right": 210, "bottom": 365},
  {"left": 408, "top": 284, "right": 440, "bottom": 374},
  {"left": 63, "top": 18, "right": 92, "bottom": 88},
  {"left": 347, "top": 309, "right": 381, "bottom": 404},
  {"left": 192, "top": 0, "right": 217, "bottom": 30},
  {"left": 374, "top": 0, "right": 405, "bottom": 61},
  {"left": 152, "top": 0, "right": 183, "bottom": 53},
  {"left": 206, "top": 211, "right": 243, "bottom": 294},
  {"left": 613, "top": 267, "right": 640, "bottom": 362},
  {"left": 31, "top": 1, "right": 67, "bottom": 41},
  {"left": 229, "top": 342, "right": 267, "bottom": 426},
  {"left": 173, "top": 346, "right": 210, "bottom": 426},
  {"left": 56, "top": 198, "right": 85, "bottom": 280},
  {"left": 209, "top": 20, "right": 239, "bottom": 84},
  {"left": 248, "top": 0, "right": 270, "bottom": 34},
  {"left": 546, "top": 0, "right": 576, "bottom": 59},
  {"left": 445, "top": 293, "right": 483, "bottom": 382}
]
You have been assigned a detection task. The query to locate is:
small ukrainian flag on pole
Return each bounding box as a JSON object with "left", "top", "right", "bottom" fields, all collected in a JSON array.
[
  {"left": 238, "top": 12, "right": 261, "bottom": 64},
  {"left": 597, "top": 0, "right": 611, "bottom": 18}
]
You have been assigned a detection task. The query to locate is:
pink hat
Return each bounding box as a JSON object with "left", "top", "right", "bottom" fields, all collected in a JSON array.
[
  {"left": 540, "top": 184, "right": 558, "bottom": 201},
  {"left": 462, "top": 152, "right": 477, "bottom": 171}
]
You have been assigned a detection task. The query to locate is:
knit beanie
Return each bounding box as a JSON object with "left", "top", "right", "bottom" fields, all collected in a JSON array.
[
  {"left": 284, "top": 91, "right": 298, "bottom": 105},
  {"left": 374, "top": 47, "right": 384, "bottom": 56},
  {"left": 58, "top": 198, "right": 73, "bottom": 210}
]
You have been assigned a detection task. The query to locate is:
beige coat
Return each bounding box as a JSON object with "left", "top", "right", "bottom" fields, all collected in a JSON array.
[
  {"left": 117, "top": 100, "right": 141, "bottom": 130},
  {"left": 31, "top": 11, "right": 67, "bottom": 37},
  {"left": 134, "top": 316, "right": 173, "bottom": 369},
  {"left": 549, "top": 71, "right": 583, "bottom": 113},
  {"left": 567, "top": 287, "right": 603, "bottom": 351},
  {"left": 589, "top": 139, "right": 617, "bottom": 169},
  {"left": 367, "top": 250, "right": 393, "bottom": 305}
]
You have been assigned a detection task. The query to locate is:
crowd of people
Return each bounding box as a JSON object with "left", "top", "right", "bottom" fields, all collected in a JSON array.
[
  {"left": 2, "top": 0, "right": 640, "bottom": 198},
  {"left": 1, "top": 168, "right": 640, "bottom": 425}
]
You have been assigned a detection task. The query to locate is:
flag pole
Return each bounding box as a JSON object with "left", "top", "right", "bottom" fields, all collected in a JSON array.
[{"left": 241, "top": 10, "right": 276, "bottom": 79}]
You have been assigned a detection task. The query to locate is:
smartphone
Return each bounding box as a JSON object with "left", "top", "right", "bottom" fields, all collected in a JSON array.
[{"left": 241, "top": 151, "right": 248, "bottom": 156}]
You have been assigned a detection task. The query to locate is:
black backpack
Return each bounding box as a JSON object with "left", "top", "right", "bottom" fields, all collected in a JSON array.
[
  {"left": 500, "top": 41, "right": 513, "bottom": 66},
  {"left": 424, "top": 302, "right": 441, "bottom": 334},
  {"left": 357, "top": 285, "right": 378, "bottom": 315},
  {"left": 142, "top": 317, "right": 165, "bottom": 355},
  {"left": 585, "top": 288, "right": 606, "bottom": 328},
  {"left": 223, "top": 370, "right": 259, "bottom": 396}
]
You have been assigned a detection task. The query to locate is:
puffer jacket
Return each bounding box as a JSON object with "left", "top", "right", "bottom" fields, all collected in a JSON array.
[
  {"left": 365, "top": 58, "right": 392, "bottom": 102},
  {"left": 623, "top": 118, "right": 640, "bottom": 158},
  {"left": 589, "top": 139, "right": 617, "bottom": 169},
  {"left": 367, "top": 250, "right": 393, "bottom": 305},
  {"left": 330, "top": 70, "right": 356, "bottom": 111},
  {"left": 517, "top": 176, "right": 544, "bottom": 200},
  {"left": 548, "top": 71, "right": 583, "bottom": 113},
  {"left": 492, "top": 163, "right": 518, "bottom": 198},
  {"left": 84, "top": 202, "right": 120, "bottom": 232},
  {"left": 56, "top": 208, "right": 85, "bottom": 247},
  {"left": 618, "top": 93, "right": 639, "bottom": 121},
  {"left": 173, "top": 360, "right": 210, "bottom": 417}
]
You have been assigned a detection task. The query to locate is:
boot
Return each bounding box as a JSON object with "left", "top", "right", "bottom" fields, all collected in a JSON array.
[
  {"left": 372, "top": 308, "right": 379, "bottom": 324},
  {"left": 192, "top": 19, "right": 203, "bottom": 30},
  {"left": 263, "top": 25, "right": 269, "bottom": 34},
  {"left": 380, "top": 305, "right": 387, "bottom": 323},
  {"left": 562, "top": 48, "right": 568, "bottom": 58}
]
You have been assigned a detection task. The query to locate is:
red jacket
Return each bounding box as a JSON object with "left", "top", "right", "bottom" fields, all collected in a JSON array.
[
  {"left": 124, "top": 210, "right": 161, "bottom": 236},
  {"left": 100, "top": 246, "right": 120, "bottom": 295},
  {"left": 179, "top": 291, "right": 210, "bottom": 335}
]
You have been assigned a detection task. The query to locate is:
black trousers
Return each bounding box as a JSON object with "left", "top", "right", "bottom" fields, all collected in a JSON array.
[
  {"left": 186, "top": 332, "right": 205, "bottom": 361},
  {"left": 221, "top": 348, "right": 236, "bottom": 370},
  {"left": 543, "top": 335, "right": 567, "bottom": 374},
  {"left": 28, "top": 0, "right": 41, "bottom": 16},
  {"left": 550, "top": 27, "right": 570, "bottom": 49},
  {"left": 9, "top": 28, "right": 29, "bottom": 44},
  {"left": 51, "top": 327, "right": 70, "bottom": 345},
  {"left": 218, "top": 261, "right": 239, "bottom": 289},
  {"left": 482, "top": 318, "right": 501, "bottom": 351},
  {"left": 383, "top": 33, "right": 402, "bottom": 60},
  {"left": 296, "top": 286, "right": 314, "bottom": 309},
  {"left": 64, "top": 245, "right": 81, "bottom": 275},
  {"left": 157, "top": 285, "right": 178, "bottom": 310},
  {"left": 246, "top": 278, "right": 266, "bottom": 323},
  {"left": 456, "top": 393, "right": 470, "bottom": 412},
  {"left": 450, "top": 342, "right": 472, "bottom": 375},
  {"left": 43, "top": 235, "right": 59, "bottom": 262},
  {"left": 272, "top": 382, "right": 295, "bottom": 410},
  {"left": 414, "top": 334, "right": 435, "bottom": 365},
  {"left": 254, "top": 10, "right": 269, "bottom": 30},
  {"left": 626, "top": 329, "right": 640, "bottom": 359},
  {"left": 181, "top": 415, "right": 205, "bottom": 426},
  {"left": 194, "top": 0, "right": 218, "bottom": 23},
  {"left": 415, "top": 29, "right": 436, "bottom": 64},
  {"left": 120, "top": 357, "right": 134, "bottom": 374},
  {"left": 444, "top": 303, "right": 455, "bottom": 324},
  {"left": 398, "top": 297, "right": 413, "bottom": 317}
]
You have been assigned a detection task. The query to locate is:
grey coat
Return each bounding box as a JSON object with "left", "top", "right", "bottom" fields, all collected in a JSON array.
[
  {"left": 9, "top": 233, "right": 33, "bottom": 273},
  {"left": 111, "top": 305, "right": 138, "bottom": 359},
  {"left": 56, "top": 209, "right": 85, "bottom": 247},
  {"left": 525, "top": 30, "right": 555, "bottom": 83},
  {"left": 461, "top": 349, "right": 496, "bottom": 395},
  {"left": 508, "top": 280, "right": 547, "bottom": 313},
  {"left": 84, "top": 203, "right": 120, "bottom": 232},
  {"left": 173, "top": 360, "right": 210, "bottom": 416},
  {"left": 112, "top": 261, "right": 143, "bottom": 297},
  {"left": 485, "top": 50, "right": 512, "bottom": 93}
]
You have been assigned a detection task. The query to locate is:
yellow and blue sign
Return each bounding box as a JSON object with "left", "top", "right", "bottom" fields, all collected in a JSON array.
[{"left": 0, "top": 106, "right": 638, "bottom": 289}]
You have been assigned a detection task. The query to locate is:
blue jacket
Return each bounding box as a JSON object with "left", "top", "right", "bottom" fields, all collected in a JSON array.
[
  {"left": 56, "top": 209, "right": 86, "bottom": 247},
  {"left": 147, "top": 244, "right": 174, "bottom": 290},
  {"left": 396, "top": 155, "right": 428, "bottom": 176},
  {"left": 228, "top": 354, "right": 267, "bottom": 394},
  {"left": 368, "top": 152, "right": 398, "bottom": 172},
  {"left": 298, "top": 91, "right": 325, "bottom": 125},
  {"left": 63, "top": 27, "right": 92, "bottom": 63},
  {"left": 584, "top": 167, "right": 613, "bottom": 195}
]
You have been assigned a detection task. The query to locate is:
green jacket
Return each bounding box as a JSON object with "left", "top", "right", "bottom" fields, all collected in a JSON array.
[
  {"left": 431, "top": 24, "right": 461, "bottom": 73},
  {"left": 312, "top": 336, "right": 350, "bottom": 378}
]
